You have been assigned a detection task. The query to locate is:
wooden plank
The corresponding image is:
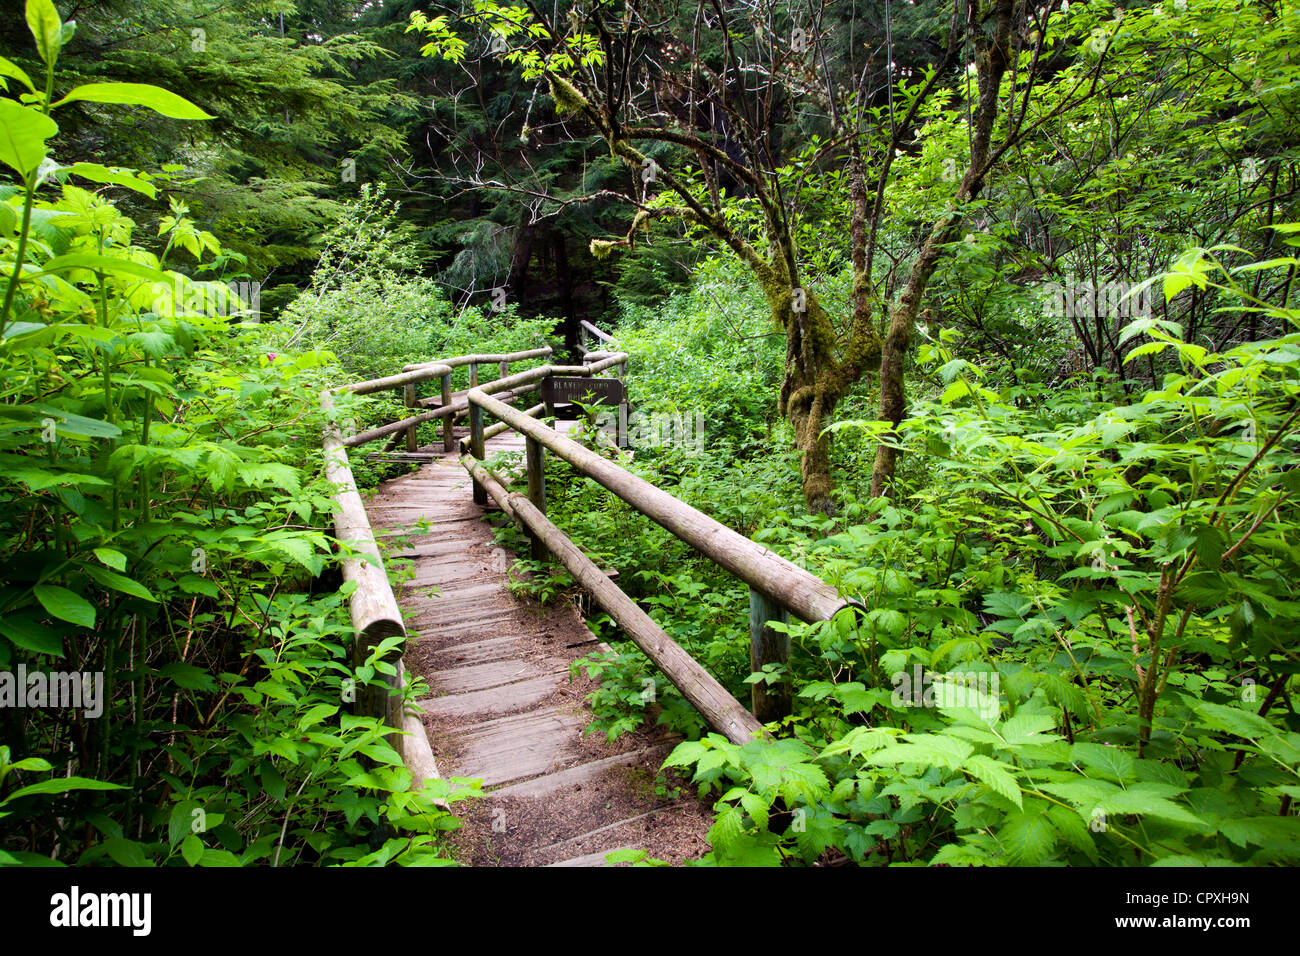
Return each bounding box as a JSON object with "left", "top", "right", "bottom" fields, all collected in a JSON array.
[
  {"left": 430, "top": 659, "right": 561, "bottom": 695},
  {"left": 489, "top": 744, "right": 677, "bottom": 800},
  {"left": 420, "top": 672, "right": 566, "bottom": 718},
  {"left": 453, "top": 706, "right": 588, "bottom": 788},
  {"left": 546, "top": 847, "right": 632, "bottom": 868}
]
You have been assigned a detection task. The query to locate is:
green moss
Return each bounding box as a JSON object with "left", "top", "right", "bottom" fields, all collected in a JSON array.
[{"left": 548, "top": 74, "right": 588, "bottom": 116}]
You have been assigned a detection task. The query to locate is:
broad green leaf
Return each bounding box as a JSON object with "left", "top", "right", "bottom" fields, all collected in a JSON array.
[
  {"left": 25, "top": 0, "right": 62, "bottom": 66},
  {"left": 1070, "top": 743, "right": 1136, "bottom": 783},
  {"left": 1194, "top": 701, "right": 1278, "bottom": 741},
  {"left": 0, "top": 56, "right": 36, "bottom": 92},
  {"left": 180, "top": 834, "right": 204, "bottom": 867},
  {"left": 100, "top": 837, "right": 152, "bottom": 867},
  {"left": 32, "top": 584, "right": 95, "bottom": 628},
  {"left": 92, "top": 548, "right": 127, "bottom": 572},
  {"left": 4, "top": 776, "right": 122, "bottom": 803},
  {"left": 998, "top": 806, "right": 1057, "bottom": 864},
  {"left": 83, "top": 565, "right": 155, "bottom": 602},
  {"left": 965, "top": 755, "right": 1023, "bottom": 809},
  {"left": 0, "top": 99, "right": 59, "bottom": 176},
  {"left": 0, "top": 614, "right": 63, "bottom": 656},
  {"left": 61, "top": 162, "right": 156, "bottom": 199},
  {"left": 168, "top": 801, "right": 201, "bottom": 846},
  {"left": 31, "top": 404, "right": 122, "bottom": 439},
  {"left": 53, "top": 82, "right": 214, "bottom": 120},
  {"left": 38, "top": 253, "right": 171, "bottom": 285}
]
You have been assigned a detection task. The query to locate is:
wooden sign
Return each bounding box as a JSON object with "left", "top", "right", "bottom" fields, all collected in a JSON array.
[{"left": 541, "top": 375, "right": 625, "bottom": 406}]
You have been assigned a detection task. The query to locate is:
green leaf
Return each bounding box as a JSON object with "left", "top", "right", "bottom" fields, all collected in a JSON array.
[
  {"left": 168, "top": 800, "right": 201, "bottom": 846},
  {"left": 0, "top": 614, "right": 63, "bottom": 656},
  {"left": 0, "top": 99, "right": 59, "bottom": 176},
  {"left": 53, "top": 82, "right": 214, "bottom": 120},
  {"left": 61, "top": 162, "right": 157, "bottom": 199},
  {"left": 180, "top": 834, "right": 204, "bottom": 867},
  {"left": 997, "top": 713, "right": 1060, "bottom": 747},
  {"left": 1070, "top": 742, "right": 1136, "bottom": 783},
  {"left": 100, "top": 837, "right": 152, "bottom": 867},
  {"left": 260, "top": 763, "right": 286, "bottom": 802},
  {"left": 38, "top": 253, "right": 172, "bottom": 285},
  {"left": 663, "top": 740, "right": 708, "bottom": 768},
  {"left": 965, "top": 755, "right": 1022, "bottom": 809},
  {"left": 25, "top": 0, "right": 62, "bottom": 66},
  {"left": 0, "top": 56, "right": 36, "bottom": 92},
  {"left": 32, "top": 584, "right": 96, "bottom": 628},
  {"left": 1193, "top": 701, "right": 1278, "bottom": 741},
  {"left": 158, "top": 662, "right": 216, "bottom": 692},
  {"left": 92, "top": 548, "right": 127, "bottom": 572},
  {"left": 739, "top": 792, "right": 769, "bottom": 829},
  {"left": 4, "top": 775, "right": 122, "bottom": 804},
  {"left": 998, "top": 806, "right": 1058, "bottom": 864},
  {"left": 31, "top": 404, "right": 122, "bottom": 439},
  {"left": 83, "top": 565, "right": 155, "bottom": 602}
]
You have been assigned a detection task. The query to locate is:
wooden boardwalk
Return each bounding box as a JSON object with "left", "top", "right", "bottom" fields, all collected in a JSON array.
[{"left": 364, "top": 423, "right": 713, "bottom": 866}]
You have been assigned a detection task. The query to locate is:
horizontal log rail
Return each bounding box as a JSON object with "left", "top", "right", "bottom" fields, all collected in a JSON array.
[
  {"left": 342, "top": 379, "right": 541, "bottom": 448},
  {"left": 466, "top": 388, "right": 848, "bottom": 625},
  {"left": 331, "top": 363, "right": 453, "bottom": 397},
  {"left": 580, "top": 319, "right": 614, "bottom": 345},
  {"left": 334, "top": 345, "right": 560, "bottom": 450},
  {"left": 402, "top": 345, "right": 553, "bottom": 373},
  {"left": 320, "top": 391, "right": 406, "bottom": 736}
]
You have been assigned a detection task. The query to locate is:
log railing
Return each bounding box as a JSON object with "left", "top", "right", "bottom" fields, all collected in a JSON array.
[
  {"left": 321, "top": 325, "right": 853, "bottom": 769},
  {"left": 460, "top": 327, "right": 857, "bottom": 741},
  {"left": 332, "top": 346, "right": 557, "bottom": 452},
  {"left": 319, "top": 390, "right": 440, "bottom": 787},
  {"left": 579, "top": 319, "right": 613, "bottom": 350}
]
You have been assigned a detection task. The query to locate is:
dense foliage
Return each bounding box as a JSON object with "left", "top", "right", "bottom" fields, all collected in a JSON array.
[
  {"left": 3, "top": 0, "right": 1299, "bottom": 868},
  {"left": 0, "top": 2, "right": 477, "bottom": 866}
]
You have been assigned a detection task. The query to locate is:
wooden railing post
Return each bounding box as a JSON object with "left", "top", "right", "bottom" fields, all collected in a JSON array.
[
  {"left": 469, "top": 362, "right": 479, "bottom": 388},
  {"left": 403, "top": 383, "right": 417, "bottom": 452},
  {"left": 440, "top": 374, "right": 454, "bottom": 451},
  {"left": 748, "top": 589, "right": 791, "bottom": 723},
  {"left": 469, "top": 402, "right": 487, "bottom": 505},
  {"left": 499, "top": 359, "right": 509, "bottom": 379},
  {"left": 525, "top": 435, "right": 547, "bottom": 561}
]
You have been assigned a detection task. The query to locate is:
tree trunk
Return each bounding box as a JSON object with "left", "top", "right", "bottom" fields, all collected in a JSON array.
[
  {"left": 869, "top": 0, "right": 1016, "bottom": 497},
  {"left": 772, "top": 281, "right": 852, "bottom": 514},
  {"left": 552, "top": 230, "right": 576, "bottom": 352}
]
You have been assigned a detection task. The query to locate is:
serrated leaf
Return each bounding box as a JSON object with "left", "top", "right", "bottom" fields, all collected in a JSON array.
[
  {"left": 998, "top": 806, "right": 1057, "bottom": 864},
  {"left": 965, "top": 755, "right": 1022, "bottom": 809}
]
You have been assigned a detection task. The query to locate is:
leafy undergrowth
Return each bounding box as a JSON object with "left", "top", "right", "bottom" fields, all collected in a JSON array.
[
  {"left": 0, "top": 10, "right": 475, "bottom": 866},
  {"left": 513, "top": 244, "right": 1300, "bottom": 866}
]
